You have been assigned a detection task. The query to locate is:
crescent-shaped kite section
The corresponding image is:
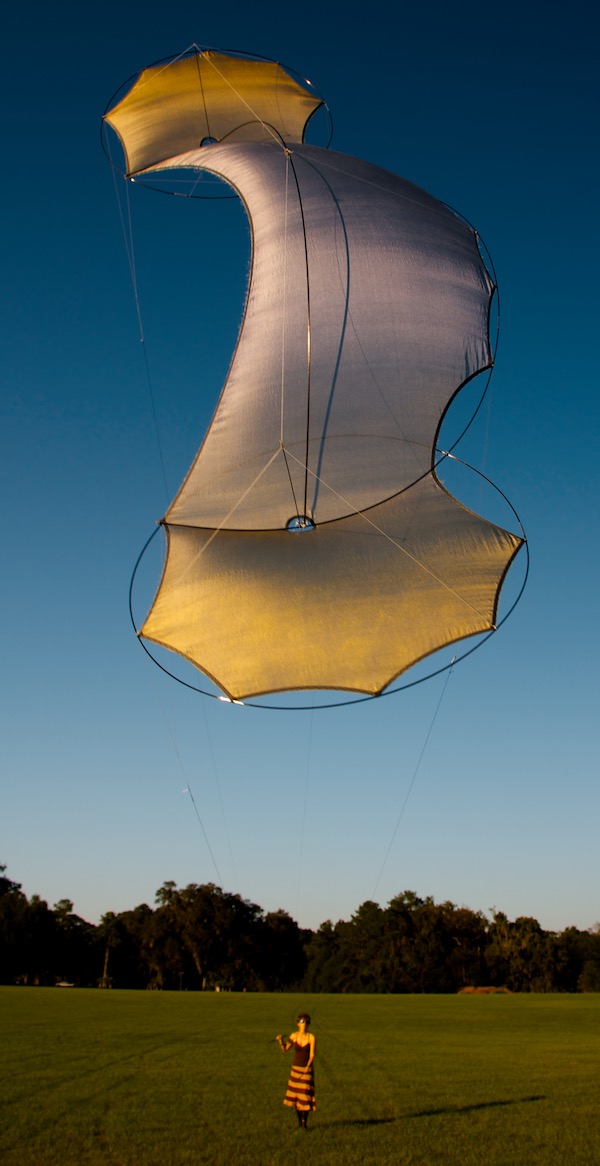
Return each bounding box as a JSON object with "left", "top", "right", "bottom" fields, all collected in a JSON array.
[{"left": 104, "top": 47, "right": 525, "bottom": 701}]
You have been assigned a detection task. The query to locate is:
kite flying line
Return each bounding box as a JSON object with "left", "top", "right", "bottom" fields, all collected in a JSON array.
[
  {"left": 371, "top": 659, "right": 455, "bottom": 899},
  {"left": 150, "top": 678, "right": 224, "bottom": 885},
  {"left": 106, "top": 135, "right": 171, "bottom": 507},
  {"left": 108, "top": 161, "right": 236, "bottom": 886},
  {"left": 294, "top": 695, "right": 316, "bottom": 919}
]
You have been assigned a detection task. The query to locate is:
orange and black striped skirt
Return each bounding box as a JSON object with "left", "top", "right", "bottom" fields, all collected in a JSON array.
[{"left": 283, "top": 1065, "right": 316, "bottom": 1112}]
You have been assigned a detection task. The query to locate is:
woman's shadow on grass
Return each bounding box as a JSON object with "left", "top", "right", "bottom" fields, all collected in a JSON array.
[
  {"left": 405, "top": 1094, "right": 546, "bottom": 1119},
  {"left": 323, "top": 1095, "right": 546, "bottom": 1128}
]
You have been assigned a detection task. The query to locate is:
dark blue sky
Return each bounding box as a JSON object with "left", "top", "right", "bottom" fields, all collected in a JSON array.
[{"left": 3, "top": 0, "right": 598, "bottom": 931}]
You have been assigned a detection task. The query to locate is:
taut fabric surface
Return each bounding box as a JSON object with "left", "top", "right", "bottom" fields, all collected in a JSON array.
[
  {"left": 105, "top": 52, "right": 321, "bottom": 175},
  {"left": 153, "top": 142, "right": 494, "bottom": 530},
  {"left": 141, "top": 478, "right": 521, "bottom": 699},
  {"left": 114, "top": 50, "right": 523, "bottom": 697}
]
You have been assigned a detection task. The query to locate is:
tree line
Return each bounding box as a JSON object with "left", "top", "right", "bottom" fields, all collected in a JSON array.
[{"left": 1, "top": 865, "right": 599, "bottom": 993}]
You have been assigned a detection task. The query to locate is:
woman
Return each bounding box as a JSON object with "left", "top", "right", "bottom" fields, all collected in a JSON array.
[{"left": 276, "top": 1013, "right": 316, "bottom": 1129}]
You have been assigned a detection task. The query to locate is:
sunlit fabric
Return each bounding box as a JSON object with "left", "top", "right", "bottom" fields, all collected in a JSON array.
[
  {"left": 146, "top": 142, "right": 495, "bottom": 529},
  {"left": 105, "top": 52, "right": 322, "bottom": 176},
  {"left": 142, "top": 478, "right": 521, "bottom": 699},
  {"left": 105, "top": 50, "right": 524, "bottom": 698}
]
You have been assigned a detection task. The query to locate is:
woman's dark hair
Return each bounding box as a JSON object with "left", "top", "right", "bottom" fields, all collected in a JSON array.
[{"left": 297, "top": 1013, "right": 311, "bottom": 1025}]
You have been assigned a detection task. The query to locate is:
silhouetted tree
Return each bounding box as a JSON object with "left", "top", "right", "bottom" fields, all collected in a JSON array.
[
  {"left": 2, "top": 861, "right": 598, "bottom": 994},
  {"left": 259, "top": 909, "right": 308, "bottom": 989},
  {"left": 52, "top": 899, "right": 97, "bottom": 985}
]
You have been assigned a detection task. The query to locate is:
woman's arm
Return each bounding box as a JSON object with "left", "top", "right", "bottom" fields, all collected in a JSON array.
[
  {"left": 305, "top": 1033, "right": 316, "bottom": 1070},
  {"left": 276, "top": 1033, "right": 293, "bottom": 1052}
]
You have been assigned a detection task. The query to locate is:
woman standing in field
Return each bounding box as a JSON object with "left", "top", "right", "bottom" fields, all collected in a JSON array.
[{"left": 276, "top": 1013, "right": 316, "bottom": 1129}]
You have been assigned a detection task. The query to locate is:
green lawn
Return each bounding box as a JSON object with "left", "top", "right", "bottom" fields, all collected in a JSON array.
[{"left": 1, "top": 988, "right": 598, "bottom": 1165}]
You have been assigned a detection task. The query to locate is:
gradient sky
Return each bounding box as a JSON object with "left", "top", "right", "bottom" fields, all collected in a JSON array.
[{"left": 3, "top": 0, "right": 598, "bottom": 936}]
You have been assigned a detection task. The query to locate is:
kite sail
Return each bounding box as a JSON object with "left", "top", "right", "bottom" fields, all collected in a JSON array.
[{"left": 104, "top": 47, "right": 524, "bottom": 702}]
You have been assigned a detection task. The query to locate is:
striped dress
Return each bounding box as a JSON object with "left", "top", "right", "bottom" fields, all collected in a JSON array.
[{"left": 283, "top": 1040, "right": 316, "bottom": 1112}]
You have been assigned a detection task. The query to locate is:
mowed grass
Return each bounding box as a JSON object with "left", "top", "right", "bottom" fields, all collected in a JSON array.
[{"left": 1, "top": 988, "right": 599, "bottom": 1166}]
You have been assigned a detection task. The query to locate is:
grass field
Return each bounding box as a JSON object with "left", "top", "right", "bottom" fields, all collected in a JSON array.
[{"left": 1, "top": 987, "right": 599, "bottom": 1165}]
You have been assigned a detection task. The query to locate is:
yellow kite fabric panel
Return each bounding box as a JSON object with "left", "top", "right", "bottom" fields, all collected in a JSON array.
[
  {"left": 105, "top": 52, "right": 322, "bottom": 176},
  {"left": 140, "top": 478, "right": 521, "bottom": 700}
]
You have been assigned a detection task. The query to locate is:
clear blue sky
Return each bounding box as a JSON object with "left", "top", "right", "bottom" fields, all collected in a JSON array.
[{"left": 3, "top": 0, "right": 598, "bottom": 935}]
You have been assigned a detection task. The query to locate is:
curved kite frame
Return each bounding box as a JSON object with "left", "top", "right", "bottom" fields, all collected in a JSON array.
[
  {"left": 111, "top": 45, "right": 527, "bottom": 708},
  {"left": 101, "top": 43, "right": 333, "bottom": 199},
  {"left": 129, "top": 455, "right": 528, "bottom": 711}
]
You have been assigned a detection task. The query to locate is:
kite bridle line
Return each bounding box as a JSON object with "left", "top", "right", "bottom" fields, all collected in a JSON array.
[{"left": 281, "top": 447, "right": 506, "bottom": 625}]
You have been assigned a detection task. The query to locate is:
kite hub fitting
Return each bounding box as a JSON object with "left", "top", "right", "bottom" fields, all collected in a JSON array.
[{"left": 286, "top": 515, "right": 316, "bottom": 532}]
